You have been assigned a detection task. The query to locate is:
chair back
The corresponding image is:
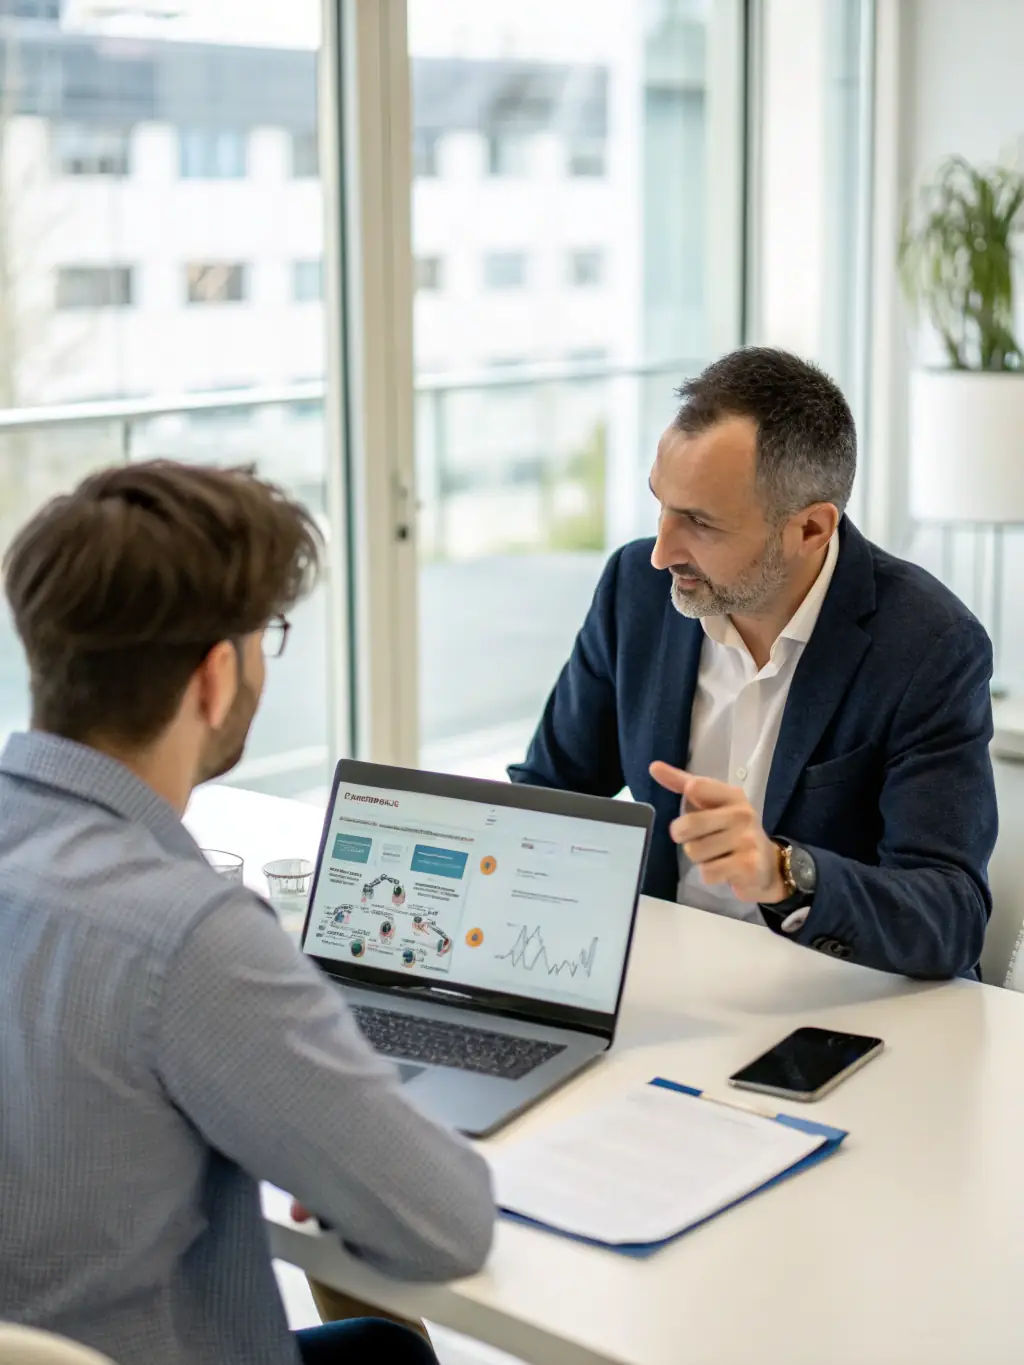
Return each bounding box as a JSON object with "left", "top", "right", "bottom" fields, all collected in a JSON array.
[{"left": 0, "top": 1325, "right": 118, "bottom": 1365}]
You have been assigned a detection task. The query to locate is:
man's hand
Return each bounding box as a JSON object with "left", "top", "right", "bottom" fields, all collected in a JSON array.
[
  {"left": 290, "top": 1200, "right": 313, "bottom": 1223},
  {"left": 650, "top": 761, "right": 786, "bottom": 904}
]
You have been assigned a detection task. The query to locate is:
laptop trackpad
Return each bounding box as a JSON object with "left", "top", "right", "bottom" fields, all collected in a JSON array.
[{"left": 397, "top": 1062, "right": 427, "bottom": 1084}]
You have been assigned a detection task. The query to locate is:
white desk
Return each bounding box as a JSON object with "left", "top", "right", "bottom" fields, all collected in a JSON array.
[{"left": 186, "top": 783, "right": 1024, "bottom": 1365}]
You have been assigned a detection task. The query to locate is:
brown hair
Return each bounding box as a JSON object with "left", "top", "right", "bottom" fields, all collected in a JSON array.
[{"left": 4, "top": 459, "right": 323, "bottom": 746}]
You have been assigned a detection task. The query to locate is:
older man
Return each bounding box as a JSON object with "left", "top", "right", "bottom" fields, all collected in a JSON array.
[{"left": 512, "top": 347, "right": 996, "bottom": 980}]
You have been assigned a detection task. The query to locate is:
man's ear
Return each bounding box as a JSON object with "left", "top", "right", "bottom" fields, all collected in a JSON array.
[
  {"left": 797, "top": 502, "right": 840, "bottom": 553},
  {"left": 196, "top": 640, "right": 239, "bottom": 730}
]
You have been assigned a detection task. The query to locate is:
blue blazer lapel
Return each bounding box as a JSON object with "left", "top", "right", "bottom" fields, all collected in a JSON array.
[
  {"left": 647, "top": 606, "right": 703, "bottom": 831},
  {"left": 762, "top": 520, "right": 876, "bottom": 833}
]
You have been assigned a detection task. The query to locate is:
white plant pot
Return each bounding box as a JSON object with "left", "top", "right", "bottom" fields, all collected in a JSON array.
[{"left": 909, "top": 369, "right": 1024, "bottom": 523}]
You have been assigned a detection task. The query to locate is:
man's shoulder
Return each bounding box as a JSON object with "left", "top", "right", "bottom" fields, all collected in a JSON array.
[
  {"left": 0, "top": 776, "right": 243, "bottom": 957},
  {"left": 863, "top": 534, "right": 986, "bottom": 642}
]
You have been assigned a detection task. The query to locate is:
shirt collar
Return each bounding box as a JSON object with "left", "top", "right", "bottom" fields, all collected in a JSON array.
[
  {"left": 701, "top": 532, "right": 840, "bottom": 652},
  {"left": 0, "top": 731, "right": 204, "bottom": 863}
]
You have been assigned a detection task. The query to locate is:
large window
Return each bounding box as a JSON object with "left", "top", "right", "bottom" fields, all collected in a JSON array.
[
  {"left": 410, "top": 0, "right": 745, "bottom": 778},
  {"left": 0, "top": 6, "right": 330, "bottom": 803},
  {"left": 0, "top": 1, "right": 750, "bottom": 800}
]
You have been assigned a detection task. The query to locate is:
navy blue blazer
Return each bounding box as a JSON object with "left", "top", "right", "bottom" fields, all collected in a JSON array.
[{"left": 510, "top": 520, "right": 997, "bottom": 980}]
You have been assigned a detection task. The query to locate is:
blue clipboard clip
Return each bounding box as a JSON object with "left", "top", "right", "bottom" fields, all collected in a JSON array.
[{"left": 499, "top": 1075, "right": 848, "bottom": 1257}]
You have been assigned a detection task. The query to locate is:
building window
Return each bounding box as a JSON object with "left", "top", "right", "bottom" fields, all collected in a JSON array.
[
  {"left": 179, "top": 129, "right": 247, "bottom": 179},
  {"left": 291, "top": 131, "right": 318, "bottom": 178},
  {"left": 567, "top": 135, "right": 606, "bottom": 177},
  {"left": 483, "top": 251, "right": 526, "bottom": 290},
  {"left": 568, "top": 249, "right": 605, "bottom": 287},
  {"left": 292, "top": 259, "right": 323, "bottom": 303},
  {"left": 415, "top": 256, "right": 442, "bottom": 292},
  {"left": 186, "top": 263, "right": 247, "bottom": 304},
  {"left": 486, "top": 131, "right": 530, "bottom": 177},
  {"left": 414, "top": 129, "right": 440, "bottom": 177},
  {"left": 56, "top": 266, "right": 134, "bottom": 310},
  {"left": 53, "top": 123, "right": 131, "bottom": 177}
]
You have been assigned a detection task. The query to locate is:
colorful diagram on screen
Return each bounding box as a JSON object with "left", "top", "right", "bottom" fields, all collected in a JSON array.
[
  {"left": 479, "top": 855, "right": 498, "bottom": 876},
  {"left": 361, "top": 874, "right": 406, "bottom": 906},
  {"left": 312, "top": 845, "right": 464, "bottom": 977},
  {"left": 412, "top": 915, "right": 451, "bottom": 955},
  {"left": 465, "top": 927, "right": 485, "bottom": 948}
]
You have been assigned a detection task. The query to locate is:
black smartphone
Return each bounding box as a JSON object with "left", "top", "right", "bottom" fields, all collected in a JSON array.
[{"left": 729, "top": 1026, "right": 884, "bottom": 1102}]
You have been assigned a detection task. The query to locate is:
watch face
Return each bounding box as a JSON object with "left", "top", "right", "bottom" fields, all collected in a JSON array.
[{"left": 791, "top": 846, "right": 817, "bottom": 894}]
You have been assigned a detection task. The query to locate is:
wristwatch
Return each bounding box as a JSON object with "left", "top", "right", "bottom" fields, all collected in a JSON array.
[{"left": 761, "top": 840, "right": 817, "bottom": 921}]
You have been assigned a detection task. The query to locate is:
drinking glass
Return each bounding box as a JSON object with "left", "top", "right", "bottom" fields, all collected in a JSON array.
[
  {"left": 202, "top": 849, "right": 244, "bottom": 883},
  {"left": 263, "top": 858, "right": 314, "bottom": 939}
]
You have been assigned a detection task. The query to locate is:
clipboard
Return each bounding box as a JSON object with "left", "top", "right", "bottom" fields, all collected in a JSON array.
[{"left": 498, "top": 1076, "right": 848, "bottom": 1257}]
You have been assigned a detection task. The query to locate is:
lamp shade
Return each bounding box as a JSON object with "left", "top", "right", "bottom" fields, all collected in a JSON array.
[{"left": 909, "top": 369, "right": 1024, "bottom": 523}]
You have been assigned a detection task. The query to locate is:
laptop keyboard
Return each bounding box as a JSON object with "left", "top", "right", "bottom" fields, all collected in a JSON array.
[{"left": 352, "top": 1004, "right": 566, "bottom": 1081}]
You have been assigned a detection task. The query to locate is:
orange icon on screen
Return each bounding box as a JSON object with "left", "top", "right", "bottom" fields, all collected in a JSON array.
[
  {"left": 480, "top": 856, "right": 497, "bottom": 876},
  {"left": 465, "top": 928, "right": 485, "bottom": 948}
]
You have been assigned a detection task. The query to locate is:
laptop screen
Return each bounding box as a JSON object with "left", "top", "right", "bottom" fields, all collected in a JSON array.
[{"left": 303, "top": 777, "right": 649, "bottom": 1015}]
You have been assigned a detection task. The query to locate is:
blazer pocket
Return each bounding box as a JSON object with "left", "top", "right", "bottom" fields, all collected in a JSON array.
[{"left": 801, "top": 743, "right": 878, "bottom": 791}]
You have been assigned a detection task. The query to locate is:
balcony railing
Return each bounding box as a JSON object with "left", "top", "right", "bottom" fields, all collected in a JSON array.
[{"left": 0, "top": 356, "right": 698, "bottom": 796}]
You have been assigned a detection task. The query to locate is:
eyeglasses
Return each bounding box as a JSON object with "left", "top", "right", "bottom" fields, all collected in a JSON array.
[{"left": 262, "top": 616, "right": 291, "bottom": 659}]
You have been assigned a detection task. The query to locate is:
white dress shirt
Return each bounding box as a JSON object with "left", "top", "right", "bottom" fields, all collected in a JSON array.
[{"left": 677, "top": 534, "right": 840, "bottom": 925}]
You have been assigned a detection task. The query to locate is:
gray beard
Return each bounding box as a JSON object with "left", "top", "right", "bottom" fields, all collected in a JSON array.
[{"left": 668, "top": 533, "right": 789, "bottom": 619}]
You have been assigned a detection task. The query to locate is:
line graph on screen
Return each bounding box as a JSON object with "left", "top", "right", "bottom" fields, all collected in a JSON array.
[{"left": 494, "top": 922, "right": 598, "bottom": 979}]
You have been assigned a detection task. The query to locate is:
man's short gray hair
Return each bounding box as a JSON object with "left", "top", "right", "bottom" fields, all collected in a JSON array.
[{"left": 673, "top": 347, "right": 857, "bottom": 520}]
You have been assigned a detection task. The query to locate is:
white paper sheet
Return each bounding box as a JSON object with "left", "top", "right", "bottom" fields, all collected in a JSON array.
[{"left": 489, "top": 1083, "right": 826, "bottom": 1245}]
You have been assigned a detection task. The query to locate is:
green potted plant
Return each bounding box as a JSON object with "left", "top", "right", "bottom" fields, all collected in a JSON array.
[{"left": 899, "top": 155, "right": 1024, "bottom": 522}]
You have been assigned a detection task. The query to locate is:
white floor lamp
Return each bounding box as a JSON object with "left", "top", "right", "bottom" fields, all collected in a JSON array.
[{"left": 909, "top": 368, "right": 1024, "bottom": 695}]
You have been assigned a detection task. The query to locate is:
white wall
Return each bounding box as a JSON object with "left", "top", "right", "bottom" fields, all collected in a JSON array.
[{"left": 906, "top": 0, "right": 1024, "bottom": 170}]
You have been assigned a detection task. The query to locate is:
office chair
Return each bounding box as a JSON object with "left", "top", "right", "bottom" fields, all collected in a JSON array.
[{"left": 0, "top": 1324, "right": 117, "bottom": 1365}]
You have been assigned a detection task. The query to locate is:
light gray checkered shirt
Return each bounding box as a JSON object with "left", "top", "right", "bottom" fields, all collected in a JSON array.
[{"left": 0, "top": 732, "right": 494, "bottom": 1365}]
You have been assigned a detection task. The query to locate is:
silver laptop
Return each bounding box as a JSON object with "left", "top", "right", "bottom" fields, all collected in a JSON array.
[{"left": 301, "top": 760, "right": 653, "bottom": 1137}]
